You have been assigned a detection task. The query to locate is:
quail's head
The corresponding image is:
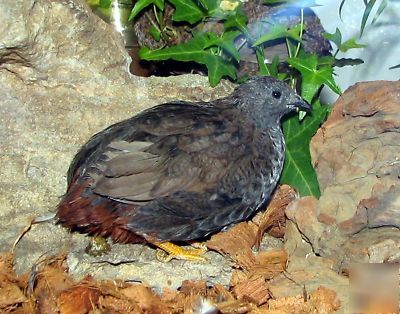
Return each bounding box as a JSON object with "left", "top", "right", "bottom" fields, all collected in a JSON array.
[{"left": 228, "top": 76, "right": 311, "bottom": 127}]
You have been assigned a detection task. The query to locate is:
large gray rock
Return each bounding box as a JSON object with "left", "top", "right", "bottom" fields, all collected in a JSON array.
[{"left": 0, "top": 0, "right": 234, "bottom": 289}]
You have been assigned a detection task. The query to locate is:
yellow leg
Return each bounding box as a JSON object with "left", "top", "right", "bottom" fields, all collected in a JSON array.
[{"left": 154, "top": 241, "right": 208, "bottom": 262}]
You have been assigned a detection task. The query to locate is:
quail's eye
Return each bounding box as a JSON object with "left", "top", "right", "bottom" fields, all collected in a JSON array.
[{"left": 272, "top": 91, "right": 281, "bottom": 99}]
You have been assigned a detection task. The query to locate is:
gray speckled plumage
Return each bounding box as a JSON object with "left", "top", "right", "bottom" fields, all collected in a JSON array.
[{"left": 57, "top": 76, "right": 310, "bottom": 244}]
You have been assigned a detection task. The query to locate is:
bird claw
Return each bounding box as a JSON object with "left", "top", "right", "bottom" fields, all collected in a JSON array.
[
  {"left": 156, "top": 249, "right": 174, "bottom": 262},
  {"left": 154, "top": 241, "right": 208, "bottom": 262},
  {"left": 189, "top": 242, "right": 208, "bottom": 252}
]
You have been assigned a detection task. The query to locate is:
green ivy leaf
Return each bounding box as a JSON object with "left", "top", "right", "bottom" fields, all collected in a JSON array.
[
  {"left": 154, "top": 0, "right": 164, "bottom": 10},
  {"left": 169, "top": 0, "right": 205, "bottom": 24},
  {"left": 317, "top": 55, "right": 336, "bottom": 68},
  {"left": 128, "top": 0, "right": 164, "bottom": 21},
  {"left": 324, "top": 29, "right": 365, "bottom": 53},
  {"left": 288, "top": 54, "right": 341, "bottom": 102},
  {"left": 253, "top": 48, "right": 269, "bottom": 75},
  {"left": 204, "top": 31, "right": 241, "bottom": 62},
  {"left": 339, "top": 38, "right": 366, "bottom": 52},
  {"left": 253, "top": 24, "right": 302, "bottom": 47},
  {"left": 139, "top": 32, "right": 237, "bottom": 86},
  {"left": 281, "top": 53, "right": 342, "bottom": 196},
  {"left": 149, "top": 25, "right": 161, "bottom": 41},
  {"left": 323, "top": 28, "right": 342, "bottom": 49},
  {"left": 266, "top": 55, "right": 280, "bottom": 77},
  {"left": 224, "top": 11, "right": 249, "bottom": 34},
  {"left": 281, "top": 100, "right": 330, "bottom": 197},
  {"left": 200, "top": 0, "right": 234, "bottom": 19},
  {"left": 99, "top": 0, "right": 112, "bottom": 9},
  {"left": 205, "top": 55, "right": 237, "bottom": 86},
  {"left": 198, "top": 0, "right": 219, "bottom": 11}
]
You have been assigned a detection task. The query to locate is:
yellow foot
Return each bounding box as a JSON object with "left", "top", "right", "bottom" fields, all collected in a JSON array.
[{"left": 154, "top": 241, "right": 208, "bottom": 262}]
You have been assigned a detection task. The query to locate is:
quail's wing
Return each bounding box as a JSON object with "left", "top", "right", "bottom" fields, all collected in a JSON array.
[{"left": 80, "top": 102, "right": 254, "bottom": 204}]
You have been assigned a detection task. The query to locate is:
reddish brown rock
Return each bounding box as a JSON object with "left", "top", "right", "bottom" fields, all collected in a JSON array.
[
  {"left": 278, "top": 82, "right": 399, "bottom": 311},
  {"left": 288, "top": 81, "right": 400, "bottom": 267}
]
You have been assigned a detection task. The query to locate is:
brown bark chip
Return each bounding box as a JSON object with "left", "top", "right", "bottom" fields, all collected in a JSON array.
[
  {"left": 253, "top": 185, "right": 297, "bottom": 244},
  {"left": 206, "top": 222, "right": 258, "bottom": 269},
  {"left": 58, "top": 285, "right": 101, "bottom": 314}
]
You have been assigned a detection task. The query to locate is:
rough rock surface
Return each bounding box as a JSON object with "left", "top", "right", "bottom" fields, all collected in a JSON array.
[
  {"left": 310, "top": 81, "right": 400, "bottom": 267},
  {"left": 267, "top": 81, "right": 400, "bottom": 311},
  {"left": 268, "top": 221, "right": 350, "bottom": 308},
  {"left": 0, "top": 0, "right": 235, "bottom": 289}
]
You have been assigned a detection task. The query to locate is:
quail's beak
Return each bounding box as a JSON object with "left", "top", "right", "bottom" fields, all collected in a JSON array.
[{"left": 290, "top": 99, "right": 312, "bottom": 112}]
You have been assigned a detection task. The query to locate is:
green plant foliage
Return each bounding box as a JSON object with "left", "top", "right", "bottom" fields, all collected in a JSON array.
[
  {"left": 266, "top": 55, "right": 286, "bottom": 79},
  {"left": 323, "top": 28, "right": 366, "bottom": 68},
  {"left": 371, "top": 0, "right": 388, "bottom": 24},
  {"left": 340, "top": 38, "right": 366, "bottom": 52},
  {"left": 360, "top": 0, "right": 378, "bottom": 36},
  {"left": 278, "top": 53, "right": 340, "bottom": 196},
  {"left": 339, "top": 0, "right": 389, "bottom": 37},
  {"left": 99, "top": 0, "right": 112, "bottom": 8},
  {"left": 139, "top": 32, "right": 237, "bottom": 86},
  {"left": 129, "top": 0, "right": 164, "bottom": 21},
  {"left": 252, "top": 24, "right": 302, "bottom": 46},
  {"left": 198, "top": 0, "right": 218, "bottom": 11},
  {"left": 168, "top": 0, "right": 205, "bottom": 24},
  {"left": 281, "top": 100, "right": 330, "bottom": 197},
  {"left": 201, "top": 0, "right": 239, "bottom": 19},
  {"left": 288, "top": 54, "right": 341, "bottom": 102},
  {"left": 204, "top": 31, "right": 242, "bottom": 62},
  {"left": 323, "top": 28, "right": 342, "bottom": 49},
  {"left": 324, "top": 28, "right": 366, "bottom": 53},
  {"left": 339, "top": 0, "right": 399, "bottom": 70},
  {"left": 223, "top": 11, "right": 248, "bottom": 32},
  {"left": 149, "top": 25, "right": 162, "bottom": 41},
  {"left": 223, "top": 11, "right": 272, "bottom": 75}
]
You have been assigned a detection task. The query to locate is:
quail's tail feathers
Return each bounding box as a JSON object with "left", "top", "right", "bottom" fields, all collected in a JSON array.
[{"left": 56, "top": 177, "right": 144, "bottom": 244}]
